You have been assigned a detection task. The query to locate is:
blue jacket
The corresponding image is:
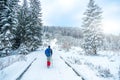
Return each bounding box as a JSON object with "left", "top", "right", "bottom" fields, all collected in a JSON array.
[{"left": 45, "top": 48, "right": 52, "bottom": 57}]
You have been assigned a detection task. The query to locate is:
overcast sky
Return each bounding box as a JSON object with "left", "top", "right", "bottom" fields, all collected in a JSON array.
[
  {"left": 40, "top": 0, "right": 120, "bottom": 35},
  {"left": 19, "top": 0, "right": 118, "bottom": 35}
]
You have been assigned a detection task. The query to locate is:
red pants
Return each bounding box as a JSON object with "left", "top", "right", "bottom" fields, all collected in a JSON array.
[{"left": 47, "top": 61, "right": 51, "bottom": 67}]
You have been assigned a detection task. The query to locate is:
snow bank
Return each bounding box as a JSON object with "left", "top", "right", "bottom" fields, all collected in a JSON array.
[
  {"left": 0, "top": 51, "right": 38, "bottom": 80},
  {"left": 0, "top": 55, "right": 26, "bottom": 70}
]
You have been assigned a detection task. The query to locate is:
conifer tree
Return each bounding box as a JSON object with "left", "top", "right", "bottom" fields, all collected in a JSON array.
[
  {"left": 0, "top": 0, "right": 19, "bottom": 56},
  {"left": 82, "top": 0, "right": 103, "bottom": 55},
  {"left": 14, "top": 0, "right": 30, "bottom": 50},
  {"left": 27, "top": 0, "right": 42, "bottom": 51}
]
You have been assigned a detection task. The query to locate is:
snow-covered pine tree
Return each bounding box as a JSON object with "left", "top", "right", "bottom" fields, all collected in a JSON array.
[
  {"left": 27, "top": 0, "right": 42, "bottom": 51},
  {"left": 82, "top": 0, "right": 103, "bottom": 55},
  {"left": 0, "top": 0, "right": 19, "bottom": 56},
  {"left": 7, "top": 0, "right": 19, "bottom": 50},
  {"left": 15, "top": 0, "right": 30, "bottom": 50}
]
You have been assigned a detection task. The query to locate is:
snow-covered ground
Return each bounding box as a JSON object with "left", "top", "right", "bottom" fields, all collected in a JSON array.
[
  {"left": 21, "top": 50, "right": 81, "bottom": 80},
  {"left": 0, "top": 46, "right": 120, "bottom": 80},
  {"left": 59, "top": 47, "right": 120, "bottom": 80},
  {"left": 0, "top": 49, "right": 82, "bottom": 80},
  {"left": 0, "top": 52, "right": 37, "bottom": 80}
]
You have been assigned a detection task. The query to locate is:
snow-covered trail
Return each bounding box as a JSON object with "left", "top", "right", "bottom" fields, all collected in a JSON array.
[{"left": 21, "top": 50, "right": 82, "bottom": 80}]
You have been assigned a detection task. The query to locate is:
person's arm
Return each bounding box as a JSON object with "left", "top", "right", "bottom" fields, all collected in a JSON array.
[{"left": 51, "top": 49, "right": 53, "bottom": 55}]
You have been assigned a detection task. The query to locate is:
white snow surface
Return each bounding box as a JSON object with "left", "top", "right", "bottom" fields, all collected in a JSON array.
[
  {"left": 0, "top": 49, "right": 82, "bottom": 80},
  {"left": 21, "top": 50, "right": 81, "bottom": 80},
  {"left": 60, "top": 47, "right": 120, "bottom": 80},
  {"left": 0, "top": 46, "right": 120, "bottom": 80}
]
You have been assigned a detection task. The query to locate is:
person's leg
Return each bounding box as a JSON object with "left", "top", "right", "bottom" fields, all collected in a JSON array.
[{"left": 47, "top": 57, "right": 51, "bottom": 67}]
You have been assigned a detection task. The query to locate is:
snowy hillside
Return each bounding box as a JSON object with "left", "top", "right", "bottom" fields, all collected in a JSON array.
[{"left": 0, "top": 46, "right": 120, "bottom": 80}]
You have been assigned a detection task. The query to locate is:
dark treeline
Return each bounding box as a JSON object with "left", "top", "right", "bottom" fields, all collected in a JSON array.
[
  {"left": 43, "top": 26, "right": 83, "bottom": 39},
  {"left": 43, "top": 26, "right": 120, "bottom": 53}
]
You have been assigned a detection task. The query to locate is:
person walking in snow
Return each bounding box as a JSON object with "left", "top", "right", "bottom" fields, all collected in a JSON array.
[{"left": 45, "top": 46, "right": 53, "bottom": 68}]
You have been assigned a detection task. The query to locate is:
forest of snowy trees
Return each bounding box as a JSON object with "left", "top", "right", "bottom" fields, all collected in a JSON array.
[
  {"left": 0, "top": 0, "right": 42, "bottom": 56},
  {"left": 0, "top": 0, "right": 120, "bottom": 57}
]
